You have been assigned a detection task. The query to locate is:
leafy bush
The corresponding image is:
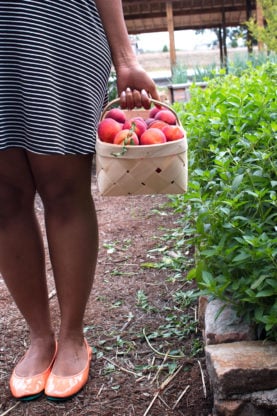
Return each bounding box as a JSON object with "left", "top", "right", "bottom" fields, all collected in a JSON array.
[
  {"left": 171, "top": 62, "right": 218, "bottom": 84},
  {"left": 172, "top": 62, "right": 277, "bottom": 340},
  {"left": 192, "top": 63, "right": 218, "bottom": 81},
  {"left": 246, "top": 0, "right": 277, "bottom": 53},
  {"left": 228, "top": 51, "right": 277, "bottom": 76},
  {"left": 171, "top": 52, "right": 276, "bottom": 83},
  {"left": 171, "top": 63, "right": 189, "bottom": 84},
  {"left": 108, "top": 71, "right": 118, "bottom": 101}
]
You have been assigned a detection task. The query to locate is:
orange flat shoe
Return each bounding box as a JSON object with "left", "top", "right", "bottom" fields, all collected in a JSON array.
[
  {"left": 45, "top": 338, "right": 92, "bottom": 401},
  {"left": 10, "top": 341, "right": 58, "bottom": 401}
]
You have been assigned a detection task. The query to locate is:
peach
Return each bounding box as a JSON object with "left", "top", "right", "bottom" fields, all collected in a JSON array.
[
  {"left": 113, "top": 129, "right": 139, "bottom": 145},
  {"left": 123, "top": 118, "right": 147, "bottom": 138},
  {"left": 155, "top": 109, "right": 177, "bottom": 125},
  {"left": 162, "top": 125, "right": 184, "bottom": 141},
  {"left": 97, "top": 118, "right": 123, "bottom": 143},
  {"left": 145, "top": 118, "right": 155, "bottom": 127},
  {"left": 148, "top": 120, "right": 168, "bottom": 130},
  {"left": 140, "top": 128, "right": 166, "bottom": 145},
  {"left": 133, "top": 116, "right": 145, "bottom": 123},
  {"left": 149, "top": 105, "right": 164, "bottom": 118},
  {"left": 105, "top": 108, "right": 126, "bottom": 123}
]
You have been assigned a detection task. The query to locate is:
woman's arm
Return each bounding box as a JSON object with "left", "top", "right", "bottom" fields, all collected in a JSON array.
[{"left": 94, "top": 0, "right": 160, "bottom": 108}]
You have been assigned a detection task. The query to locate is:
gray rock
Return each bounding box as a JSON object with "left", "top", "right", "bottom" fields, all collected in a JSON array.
[
  {"left": 204, "top": 299, "right": 256, "bottom": 345},
  {"left": 205, "top": 341, "right": 277, "bottom": 398},
  {"left": 231, "top": 388, "right": 277, "bottom": 410}
]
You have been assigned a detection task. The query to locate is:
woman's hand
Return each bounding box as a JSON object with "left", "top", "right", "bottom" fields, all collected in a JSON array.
[{"left": 115, "top": 63, "right": 161, "bottom": 109}]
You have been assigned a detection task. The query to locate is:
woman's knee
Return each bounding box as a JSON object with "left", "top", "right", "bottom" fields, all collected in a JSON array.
[
  {"left": 38, "top": 178, "right": 93, "bottom": 223},
  {"left": 27, "top": 153, "right": 93, "bottom": 221},
  {"left": 0, "top": 149, "right": 37, "bottom": 225},
  {"left": 0, "top": 182, "right": 35, "bottom": 225}
]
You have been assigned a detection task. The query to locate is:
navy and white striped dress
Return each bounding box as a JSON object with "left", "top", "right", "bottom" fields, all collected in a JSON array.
[{"left": 0, "top": 1, "right": 112, "bottom": 154}]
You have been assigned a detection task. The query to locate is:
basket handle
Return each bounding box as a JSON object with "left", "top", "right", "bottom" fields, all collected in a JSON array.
[{"left": 101, "top": 97, "right": 182, "bottom": 126}]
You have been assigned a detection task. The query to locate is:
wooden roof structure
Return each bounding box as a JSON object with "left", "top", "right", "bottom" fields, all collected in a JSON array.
[
  {"left": 122, "top": 0, "right": 260, "bottom": 69},
  {"left": 122, "top": 0, "right": 257, "bottom": 34}
]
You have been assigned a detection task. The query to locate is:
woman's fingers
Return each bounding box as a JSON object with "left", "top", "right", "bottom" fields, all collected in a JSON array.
[
  {"left": 140, "top": 89, "right": 152, "bottom": 109},
  {"left": 119, "top": 88, "right": 152, "bottom": 109},
  {"left": 125, "top": 87, "right": 135, "bottom": 109},
  {"left": 132, "top": 89, "right": 142, "bottom": 108}
]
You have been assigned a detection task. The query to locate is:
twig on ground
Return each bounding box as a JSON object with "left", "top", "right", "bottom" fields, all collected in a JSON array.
[
  {"left": 158, "top": 395, "right": 171, "bottom": 408},
  {"left": 168, "top": 281, "right": 190, "bottom": 296},
  {"left": 102, "top": 356, "right": 141, "bottom": 378},
  {"left": 0, "top": 402, "right": 20, "bottom": 416},
  {"left": 151, "top": 349, "right": 170, "bottom": 384},
  {"left": 147, "top": 355, "right": 156, "bottom": 381},
  {"left": 143, "top": 362, "right": 185, "bottom": 416},
  {"left": 119, "top": 314, "right": 134, "bottom": 332},
  {"left": 143, "top": 390, "right": 160, "bottom": 416},
  {"left": 97, "top": 333, "right": 141, "bottom": 346},
  {"left": 172, "top": 385, "right": 190, "bottom": 410},
  {"left": 97, "top": 383, "right": 105, "bottom": 397},
  {"left": 143, "top": 328, "right": 184, "bottom": 359},
  {"left": 198, "top": 359, "right": 207, "bottom": 398}
]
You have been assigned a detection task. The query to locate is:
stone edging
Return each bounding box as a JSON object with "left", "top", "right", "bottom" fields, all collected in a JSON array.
[{"left": 199, "top": 297, "right": 277, "bottom": 416}]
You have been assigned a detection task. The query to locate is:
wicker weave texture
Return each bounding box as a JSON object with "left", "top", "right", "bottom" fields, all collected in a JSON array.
[{"left": 96, "top": 136, "right": 188, "bottom": 196}]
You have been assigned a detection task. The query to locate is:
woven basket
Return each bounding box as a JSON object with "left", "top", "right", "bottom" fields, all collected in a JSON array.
[{"left": 96, "top": 98, "right": 188, "bottom": 196}]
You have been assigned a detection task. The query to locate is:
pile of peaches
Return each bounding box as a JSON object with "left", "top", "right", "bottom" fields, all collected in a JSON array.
[{"left": 97, "top": 106, "right": 185, "bottom": 146}]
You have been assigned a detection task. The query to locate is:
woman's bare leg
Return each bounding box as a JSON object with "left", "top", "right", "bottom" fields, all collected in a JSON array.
[
  {"left": 0, "top": 149, "right": 55, "bottom": 376},
  {"left": 27, "top": 152, "right": 98, "bottom": 376}
]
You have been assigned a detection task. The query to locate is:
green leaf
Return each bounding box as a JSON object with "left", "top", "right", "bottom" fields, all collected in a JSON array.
[
  {"left": 251, "top": 275, "right": 268, "bottom": 290},
  {"left": 256, "top": 289, "right": 276, "bottom": 297},
  {"left": 140, "top": 262, "right": 159, "bottom": 269},
  {"left": 233, "top": 252, "right": 251, "bottom": 262},
  {"left": 232, "top": 174, "right": 244, "bottom": 190}
]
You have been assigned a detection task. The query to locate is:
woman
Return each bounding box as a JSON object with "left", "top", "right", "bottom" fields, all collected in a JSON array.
[{"left": 0, "top": 0, "right": 160, "bottom": 401}]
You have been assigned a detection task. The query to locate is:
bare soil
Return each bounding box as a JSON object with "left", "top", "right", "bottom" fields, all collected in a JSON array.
[{"left": 0, "top": 167, "right": 213, "bottom": 415}]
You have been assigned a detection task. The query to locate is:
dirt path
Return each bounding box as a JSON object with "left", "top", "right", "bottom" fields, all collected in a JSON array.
[{"left": 0, "top": 172, "right": 213, "bottom": 416}]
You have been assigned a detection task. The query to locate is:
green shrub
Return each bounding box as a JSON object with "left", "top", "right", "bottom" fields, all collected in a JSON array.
[
  {"left": 171, "top": 52, "right": 276, "bottom": 83},
  {"left": 171, "top": 62, "right": 218, "bottom": 84},
  {"left": 108, "top": 71, "right": 118, "bottom": 101},
  {"left": 192, "top": 63, "right": 218, "bottom": 81},
  {"left": 228, "top": 51, "right": 277, "bottom": 76},
  {"left": 172, "top": 62, "right": 277, "bottom": 340},
  {"left": 171, "top": 63, "right": 189, "bottom": 84}
]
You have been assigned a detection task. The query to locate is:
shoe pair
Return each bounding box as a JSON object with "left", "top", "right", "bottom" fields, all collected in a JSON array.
[{"left": 9, "top": 339, "right": 92, "bottom": 401}]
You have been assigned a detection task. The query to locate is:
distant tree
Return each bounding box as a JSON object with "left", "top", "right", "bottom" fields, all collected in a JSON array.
[
  {"left": 196, "top": 27, "right": 248, "bottom": 48},
  {"left": 246, "top": 0, "right": 277, "bottom": 52},
  {"left": 162, "top": 44, "right": 169, "bottom": 52},
  {"left": 227, "top": 27, "right": 248, "bottom": 47},
  {"left": 230, "top": 38, "right": 238, "bottom": 48}
]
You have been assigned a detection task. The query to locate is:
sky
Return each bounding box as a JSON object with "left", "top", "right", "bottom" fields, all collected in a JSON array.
[{"left": 135, "top": 29, "right": 218, "bottom": 52}]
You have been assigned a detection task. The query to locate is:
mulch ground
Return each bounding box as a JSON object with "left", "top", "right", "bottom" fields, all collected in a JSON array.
[{"left": 0, "top": 170, "right": 213, "bottom": 416}]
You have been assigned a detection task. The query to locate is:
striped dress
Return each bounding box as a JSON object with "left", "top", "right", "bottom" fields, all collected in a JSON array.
[{"left": 0, "top": 1, "right": 112, "bottom": 155}]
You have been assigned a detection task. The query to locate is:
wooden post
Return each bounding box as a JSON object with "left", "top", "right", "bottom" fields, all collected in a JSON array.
[
  {"left": 246, "top": 0, "right": 253, "bottom": 53},
  {"left": 256, "top": 0, "right": 264, "bottom": 51},
  {"left": 166, "top": 2, "right": 176, "bottom": 74},
  {"left": 222, "top": 7, "right": 228, "bottom": 70},
  {"left": 218, "top": 27, "right": 224, "bottom": 68}
]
